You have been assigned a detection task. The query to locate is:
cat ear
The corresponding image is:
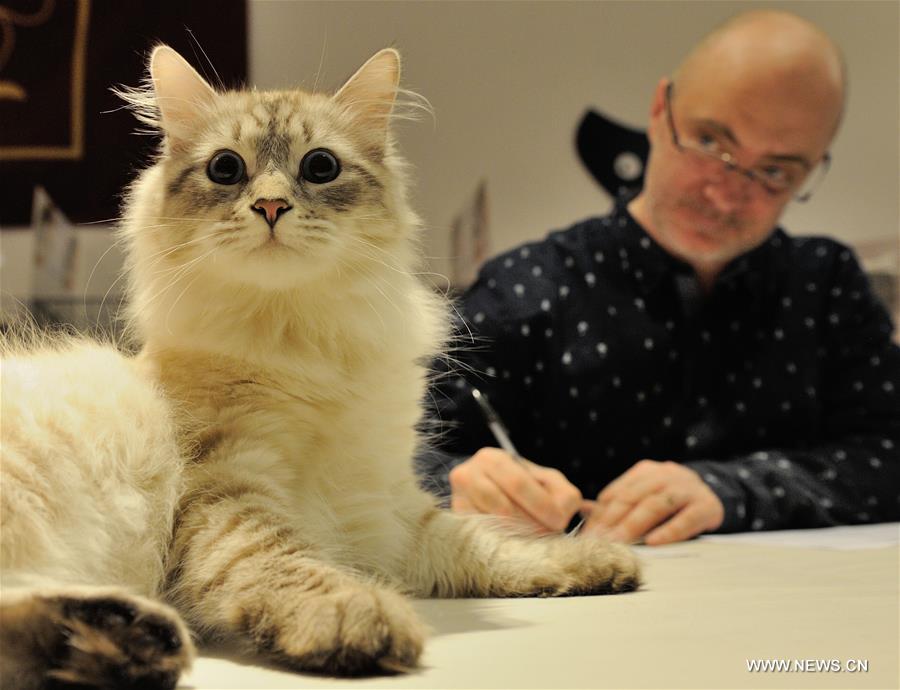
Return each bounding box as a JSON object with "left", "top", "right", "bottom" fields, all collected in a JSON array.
[
  {"left": 334, "top": 48, "right": 401, "bottom": 136},
  {"left": 149, "top": 45, "right": 218, "bottom": 148}
]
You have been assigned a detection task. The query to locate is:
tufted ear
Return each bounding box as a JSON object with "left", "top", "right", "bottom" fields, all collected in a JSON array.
[
  {"left": 149, "top": 45, "right": 218, "bottom": 149},
  {"left": 334, "top": 48, "right": 400, "bottom": 136}
]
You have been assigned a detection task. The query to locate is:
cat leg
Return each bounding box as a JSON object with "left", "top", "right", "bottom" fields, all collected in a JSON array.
[
  {"left": 400, "top": 504, "right": 642, "bottom": 598},
  {"left": 168, "top": 478, "right": 426, "bottom": 676},
  {"left": 0, "top": 585, "right": 193, "bottom": 690}
]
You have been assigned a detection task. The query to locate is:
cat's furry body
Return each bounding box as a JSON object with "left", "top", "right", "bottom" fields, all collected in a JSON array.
[
  {"left": 1, "top": 338, "right": 194, "bottom": 688},
  {"left": 0, "top": 46, "right": 640, "bottom": 688}
]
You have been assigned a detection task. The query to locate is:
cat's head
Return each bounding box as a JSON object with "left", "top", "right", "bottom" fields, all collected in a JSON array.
[{"left": 121, "top": 45, "right": 417, "bottom": 291}]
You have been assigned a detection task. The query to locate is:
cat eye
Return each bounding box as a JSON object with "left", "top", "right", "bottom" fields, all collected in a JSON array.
[
  {"left": 300, "top": 149, "right": 341, "bottom": 184},
  {"left": 206, "top": 150, "right": 246, "bottom": 185}
]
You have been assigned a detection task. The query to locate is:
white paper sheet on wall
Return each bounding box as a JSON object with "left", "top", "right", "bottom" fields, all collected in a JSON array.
[{"left": 31, "top": 185, "right": 79, "bottom": 299}]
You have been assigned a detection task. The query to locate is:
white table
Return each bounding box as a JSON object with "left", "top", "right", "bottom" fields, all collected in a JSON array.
[{"left": 182, "top": 523, "right": 899, "bottom": 689}]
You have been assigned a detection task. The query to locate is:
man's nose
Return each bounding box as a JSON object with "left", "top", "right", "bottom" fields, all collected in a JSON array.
[
  {"left": 702, "top": 167, "right": 750, "bottom": 213},
  {"left": 251, "top": 198, "right": 292, "bottom": 229}
]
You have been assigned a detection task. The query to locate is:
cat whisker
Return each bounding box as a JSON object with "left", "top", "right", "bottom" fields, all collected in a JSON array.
[
  {"left": 333, "top": 261, "right": 387, "bottom": 334},
  {"left": 335, "top": 256, "right": 405, "bottom": 320},
  {"left": 340, "top": 244, "right": 412, "bottom": 284},
  {"left": 78, "top": 217, "right": 127, "bottom": 226},
  {"left": 137, "top": 246, "right": 218, "bottom": 316},
  {"left": 137, "top": 231, "right": 223, "bottom": 268},
  {"left": 132, "top": 215, "right": 232, "bottom": 223},
  {"left": 215, "top": 235, "right": 245, "bottom": 248},
  {"left": 312, "top": 30, "right": 328, "bottom": 94},
  {"left": 342, "top": 236, "right": 452, "bottom": 287},
  {"left": 444, "top": 300, "right": 476, "bottom": 347},
  {"left": 95, "top": 269, "right": 130, "bottom": 335},
  {"left": 148, "top": 246, "right": 216, "bottom": 286},
  {"left": 185, "top": 29, "right": 225, "bottom": 91},
  {"left": 164, "top": 268, "right": 207, "bottom": 336},
  {"left": 85, "top": 234, "right": 130, "bottom": 304}
]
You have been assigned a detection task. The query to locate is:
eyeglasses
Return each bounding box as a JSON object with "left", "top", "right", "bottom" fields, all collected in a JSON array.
[{"left": 663, "top": 81, "right": 830, "bottom": 203}]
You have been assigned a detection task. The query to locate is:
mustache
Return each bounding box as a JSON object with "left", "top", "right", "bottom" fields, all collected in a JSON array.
[{"left": 677, "top": 199, "right": 746, "bottom": 232}]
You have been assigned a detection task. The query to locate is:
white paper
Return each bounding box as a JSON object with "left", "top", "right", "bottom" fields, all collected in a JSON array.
[{"left": 696, "top": 521, "right": 899, "bottom": 550}]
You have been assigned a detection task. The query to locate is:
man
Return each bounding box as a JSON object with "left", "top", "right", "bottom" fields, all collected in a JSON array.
[{"left": 419, "top": 10, "right": 899, "bottom": 545}]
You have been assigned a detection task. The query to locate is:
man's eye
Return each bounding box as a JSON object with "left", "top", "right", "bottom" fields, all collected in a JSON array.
[
  {"left": 759, "top": 165, "right": 792, "bottom": 185},
  {"left": 696, "top": 132, "right": 722, "bottom": 153}
]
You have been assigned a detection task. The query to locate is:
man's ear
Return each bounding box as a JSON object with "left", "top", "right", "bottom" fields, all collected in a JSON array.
[{"left": 646, "top": 77, "right": 670, "bottom": 143}]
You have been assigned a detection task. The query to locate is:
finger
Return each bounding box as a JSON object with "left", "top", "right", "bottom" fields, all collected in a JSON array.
[
  {"left": 471, "top": 450, "right": 563, "bottom": 528},
  {"left": 451, "top": 480, "right": 549, "bottom": 533},
  {"left": 464, "top": 467, "right": 531, "bottom": 520},
  {"left": 608, "top": 492, "right": 683, "bottom": 543},
  {"left": 449, "top": 457, "right": 521, "bottom": 517},
  {"left": 644, "top": 501, "right": 717, "bottom": 546},
  {"left": 595, "top": 474, "right": 630, "bottom": 507},
  {"left": 484, "top": 460, "right": 569, "bottom": 531},
  {"left": 647, "top": 501, "right": 723, "bottom": 546},
  {"left": 595, "top": 460, "right": 661, "bottom": 506},
  {"left": 529, "top": 465, "right": 583, "bottom": 520},
  {"left": 450, "top": 492, "right": 476, "bottom": 514},
  {"left": 588, "top": 499, "right": 634, "bottom": 531}
]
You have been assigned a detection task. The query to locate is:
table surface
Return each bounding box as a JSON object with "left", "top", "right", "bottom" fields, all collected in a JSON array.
[{"left": 181, "top": 523, "right": 900, "bottom": 690}]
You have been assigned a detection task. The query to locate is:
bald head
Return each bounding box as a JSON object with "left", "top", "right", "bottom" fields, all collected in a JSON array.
[{"left": 675, "top": 10, "right": 846, "bottom": 143}]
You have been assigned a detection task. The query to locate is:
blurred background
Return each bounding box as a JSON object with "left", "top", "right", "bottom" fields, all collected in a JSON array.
[{"left": 1, "top": 0, "right": 897, "bottom": 333}]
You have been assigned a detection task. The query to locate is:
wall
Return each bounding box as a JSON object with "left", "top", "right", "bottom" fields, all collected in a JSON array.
[
  {"left": 2, "top": 1, "right": 896, "bottom": 313},
  {"left": 249, "top": 0, "right": 899, "bottom": 281}
]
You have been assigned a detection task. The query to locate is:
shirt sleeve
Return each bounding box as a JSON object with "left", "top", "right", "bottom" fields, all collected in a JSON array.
[
  {"left": 686, "top": 251, "right": 900, "bottom": 532},
  {"left": 413, "top": 445, "right": 468, "bottom": 505},
  {"left": 417, "top": 257, "right": 555, "bottom": 498}
]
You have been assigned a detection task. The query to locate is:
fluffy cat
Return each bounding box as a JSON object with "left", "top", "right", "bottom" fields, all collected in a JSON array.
[{"left": 0, "top": 45, "right": 640, "bottom": 688}]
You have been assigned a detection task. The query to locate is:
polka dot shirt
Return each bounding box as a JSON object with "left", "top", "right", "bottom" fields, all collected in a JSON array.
[{"left": 419, "top": 195, "right": 900, "bottom": 533}]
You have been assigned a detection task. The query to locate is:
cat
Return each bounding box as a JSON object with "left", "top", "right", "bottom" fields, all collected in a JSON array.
[{"left": 0, "top": 45, "right": 641, "bottom": 688}]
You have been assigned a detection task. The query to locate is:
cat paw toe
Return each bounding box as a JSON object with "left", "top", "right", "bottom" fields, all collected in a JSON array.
[
  {"left": 46, "top": 593, "right": 193, "bottom": 690},
  {"left": 263, "top": 586, "right": 425, "bottom": 676}
]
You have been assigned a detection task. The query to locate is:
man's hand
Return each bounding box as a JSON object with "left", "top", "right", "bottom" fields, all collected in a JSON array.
[
  {"left": 448, "top": 447, "right": 583, "bottom": 533},
  {"left": 582, "top": 460, "right": 724, "bottom": 545}
]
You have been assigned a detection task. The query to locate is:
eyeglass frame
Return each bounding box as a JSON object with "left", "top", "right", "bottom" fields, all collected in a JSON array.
[{"left": 663, "top": 81, "right": 831, "bottom": 203}]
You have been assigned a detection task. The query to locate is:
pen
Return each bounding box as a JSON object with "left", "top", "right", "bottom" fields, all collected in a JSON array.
[
  {"left": 470, "top": 387, "right": 585, "bottom": 536},
  {"left": 471, "top": 388, "right": 520, "bottom": 458}
]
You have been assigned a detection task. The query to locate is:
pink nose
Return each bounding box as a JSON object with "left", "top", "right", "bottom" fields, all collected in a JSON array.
[{"left": 251, "top": 198, "right": 291, "bottom": 228}]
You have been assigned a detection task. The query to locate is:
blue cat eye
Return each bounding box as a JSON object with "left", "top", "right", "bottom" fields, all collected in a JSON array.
[
  {"left": 206, "top": 150, "right": 246, "bottom": 185},
  {"left": 300, "top": 149, "right": 341, "bottom": 184}
]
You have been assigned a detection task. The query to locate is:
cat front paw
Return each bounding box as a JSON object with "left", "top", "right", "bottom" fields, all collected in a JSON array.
[
  {"left": 525, "top": 539, "right": 643, "bottom": 597},
  {"left": 1, "top": 590, "right": 194, "bottom": 690},
  {"left": 567, "top": 539, "right": 642, "bottom": 595},
  {"left": 254, "top": 585, "right": 426, "bottom": 676}
]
